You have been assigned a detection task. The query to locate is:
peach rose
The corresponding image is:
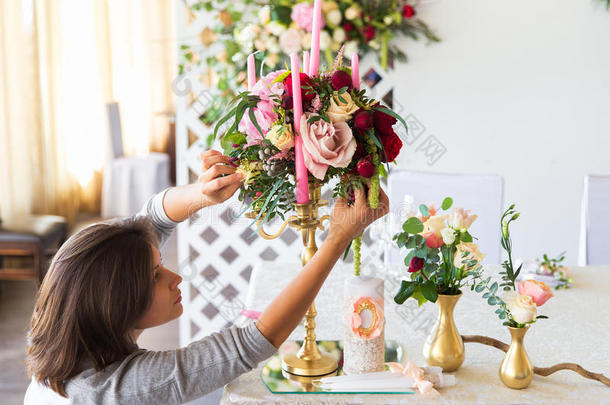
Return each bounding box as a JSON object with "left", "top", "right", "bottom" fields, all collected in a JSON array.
[
  {"left": 518, "top": 280, "right": 553, "bottom": 306},
  {"left": 424, "top": 232, "right": 444, "bottom": 248},
  {"left": 449, "top": 207, "right": 477, "bottom": 230},
  {"left": 266, "top": 124, "right": 294, "bottom": 151},
  {"left": 454, "top": 242, "right": 485, "bottom": 268},
  {"left": 509, "top": 294, "right": 537, "bottom": 324},
  {"left": 423, "top": 215, "right": 445, "bottom": 237},
  {"left": 326, "top": 91, "right": 359, "bottom": 123},
  {"left": 299, "top": 113, "right": 356, "bottom": 180}
]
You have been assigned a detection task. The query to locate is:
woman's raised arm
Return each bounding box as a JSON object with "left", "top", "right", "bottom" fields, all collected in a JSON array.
[{"left": 255, "top": 188, "right": 389, "bottom": 348}]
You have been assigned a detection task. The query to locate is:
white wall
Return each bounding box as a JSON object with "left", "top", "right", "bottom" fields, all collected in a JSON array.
[{"left": 389, "top": 0, "right": 610, "bottom": 264}]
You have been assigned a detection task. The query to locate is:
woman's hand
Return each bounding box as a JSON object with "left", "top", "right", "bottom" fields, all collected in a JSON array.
[
  {"left": 198, "top": 150, "right": 243, "bottom": 208},
  {"left": 328, "top": 187, "right": 390, "bottom": 246}
]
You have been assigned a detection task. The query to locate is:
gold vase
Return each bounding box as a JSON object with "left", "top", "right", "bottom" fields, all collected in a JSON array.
[
  {"left": 422, "top": 292, "right": 465, "bottom": 372},
  {"left": 499, "top": 326, "right": 533, "bottom": 389}
]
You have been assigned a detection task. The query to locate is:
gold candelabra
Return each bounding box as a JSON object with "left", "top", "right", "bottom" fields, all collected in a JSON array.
[{"left": 246, "top": 183, "right": 338, "bottom": 377}]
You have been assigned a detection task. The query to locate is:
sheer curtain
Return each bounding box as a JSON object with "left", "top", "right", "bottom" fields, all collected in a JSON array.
[{"left": 0, "top": 0, "right": 176, "bottom": 222}]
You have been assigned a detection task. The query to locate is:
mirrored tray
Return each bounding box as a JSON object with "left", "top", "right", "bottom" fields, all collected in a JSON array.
[{"left": 261, "top": 340, "right": 414, "bottom": 394}]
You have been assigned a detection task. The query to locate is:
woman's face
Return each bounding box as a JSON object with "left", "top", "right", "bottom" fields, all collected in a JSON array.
[{"left": 134, "top": 246, "right": 183, "bottom": 330}]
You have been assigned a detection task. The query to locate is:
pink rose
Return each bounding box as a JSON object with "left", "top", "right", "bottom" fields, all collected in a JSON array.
[
  {"left": 279, "top": 28, "right": 302, "bottom": 54},
  {"left": 291, "top": 3, "right": 325, "bottom": 32},
  {"left": 518, "top": 280, "right": 554, "bottom": 306},
  {"left": 299, "top": 112, "right": 356, "bottom": 180},
  {"left": 238, "top": 70, "right": 285, "bottom": 142}
]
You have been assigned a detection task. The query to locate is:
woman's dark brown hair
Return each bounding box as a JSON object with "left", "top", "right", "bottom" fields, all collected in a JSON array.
[{"left": 26, "top": 217, "right": 158, "bottom": 397}]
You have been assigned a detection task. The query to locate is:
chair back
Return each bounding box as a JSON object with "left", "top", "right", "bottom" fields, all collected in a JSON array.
[
  {"left": 106, "top": 102, "right": 124, "bottom": 158},
  {"left": 387, "top": 170, "right": 504, "bottom": 266},
  {"left": 578, "top": 175, "right": 610, "bottom": 265}
]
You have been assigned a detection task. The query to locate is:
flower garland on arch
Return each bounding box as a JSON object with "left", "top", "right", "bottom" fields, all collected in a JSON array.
[{"left": 179, "top": 0, "right": 438, "bottom": 140}]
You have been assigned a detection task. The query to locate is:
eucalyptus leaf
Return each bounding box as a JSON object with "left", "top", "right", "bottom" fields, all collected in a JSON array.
[
  {"left": 419, "top": 204, "right": 430, "bottom": 218},
  {"left": 402, "top": 217, "right": 424, "bottom": 234},
  {"left": 441, "top": 197, "right": 453, "bottom": 210}
]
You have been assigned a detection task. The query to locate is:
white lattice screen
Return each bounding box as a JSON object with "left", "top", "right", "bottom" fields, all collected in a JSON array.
[{"left": 175, "top": 2, "right": 396, "bottom": 346}]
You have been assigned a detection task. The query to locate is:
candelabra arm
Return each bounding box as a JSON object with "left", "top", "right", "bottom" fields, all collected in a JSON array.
[{"left": 252, "top": 215, "right": 298, "bottom": 240}]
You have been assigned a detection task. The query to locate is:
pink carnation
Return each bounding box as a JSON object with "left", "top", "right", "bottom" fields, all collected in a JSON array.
[
  {"left": 291, "top": 3, "right": 325, "bottom": 32},
  {"left": 239, "top": 70, "right": 286, "bottom": 143}
]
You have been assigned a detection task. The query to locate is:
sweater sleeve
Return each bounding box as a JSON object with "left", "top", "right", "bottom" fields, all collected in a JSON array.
[
  {"left": 136, "top": 189, "right": 179, "bottom": 247},
  {"left": 66, "top": 323, "right": 277, "bottom": 404}
]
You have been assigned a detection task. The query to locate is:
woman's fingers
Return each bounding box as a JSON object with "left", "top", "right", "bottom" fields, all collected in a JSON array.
[
  {"left": 203, "top": 172, "right": 243, "bottom": 193},
  {"left": 199, "top": 163, "right": 236, "bottom": 183},
  {"left": 200, "top": 150, "right": 229, "bottom": 171}
]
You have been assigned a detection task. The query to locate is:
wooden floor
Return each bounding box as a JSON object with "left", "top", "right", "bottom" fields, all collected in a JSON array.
[{"left": 0, "top": 231, "right": 180, "bottom": 403}]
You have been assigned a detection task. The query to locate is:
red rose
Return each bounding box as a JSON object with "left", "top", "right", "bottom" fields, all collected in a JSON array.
[
  {"left": 330, "top": 70, "right": 352, "bottom": 91},
  {"left": 343, "top": 22, "right": 354, "bottom": 31},
  {"left": 373, "top": 108, "right": 397, "bottom": 137},
  {"left": 403, "top": 5, "right": 416, "bottom": 19},
  {"left": 357, "top": 158, "right": 374, "bottom": 178},
  {"left": 353, "top": 143, "right": 367, "bottom": 161},
  {"left": 354, "top": 109, "right": 374, "bottom": 131},
  {"left": 282, "top": 94, "right": 293, "bottom": 110},
  {"left": 380, "top": 128, "right": 402, "bottom": 162},
  {"left": 283, "top": 72, "right": 316, "bottom": 102},
  {"left": 363, "top": 25, "right": 375, "bottom": 42},
  {"left": 408, "top": 257, "right": 424, "bottom": 273}
]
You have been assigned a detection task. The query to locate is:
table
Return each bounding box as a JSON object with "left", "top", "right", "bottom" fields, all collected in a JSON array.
[{"left": 221, "top": 263, "right": 610, "bottom": 404}]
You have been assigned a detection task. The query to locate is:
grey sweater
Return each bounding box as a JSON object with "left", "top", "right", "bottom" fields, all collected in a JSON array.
[{"left": 24, "top": 190, "right": 277, "bottom": 404}]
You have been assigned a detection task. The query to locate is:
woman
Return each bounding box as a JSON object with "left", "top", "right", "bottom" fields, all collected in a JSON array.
[{"left": 24, "top": 149, "right": 389, "bottom": 404}]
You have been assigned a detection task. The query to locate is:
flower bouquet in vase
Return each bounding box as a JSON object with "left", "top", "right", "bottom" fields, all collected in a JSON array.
[
  {"left": 213, "top": 0, "right": 407, "bottom": 377},
  {"left": 392, "top": 197, "right": 485, "bottom": 371},
  {"left": 472, "top": 205, "right": 553, "bottom": 389}
]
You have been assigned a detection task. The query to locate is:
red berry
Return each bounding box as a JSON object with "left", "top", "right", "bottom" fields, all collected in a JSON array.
[{"left": 357, "top": 159, "right": 375, "bottom": 178}]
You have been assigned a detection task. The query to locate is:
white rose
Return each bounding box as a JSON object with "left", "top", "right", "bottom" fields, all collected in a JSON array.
[
  {"left": 266, "top": 37, "right": 280, "bottom": 53},
  {"left": 509, "top": 294, "right": 537, "bottom": 324},
  {"left": 266, "top": 21, "right": 286, "bottom": 36},
  {"left": 301, "top": 32, "right": 312, "bottom": 50},
  {"left": 333, "top": 27, "right": 346, "bottom": 43},
  {"left": 254, "top": 38, "right": 267, "bottom": 52},
  {"left": 319, "top": 31, "right": 332, "bottom": 50},
  {"left": 330, "top": 40, "right": 341, "bottom": 52},
  {"left": 383, "top": 15, "right": 394, "bottom": 26},
  {"left": 259, "top": 6, "right": 271, "bottom": 24},
  {"left": 343, "top": 40, "right": 359, "bottom": 58},
  {"left": 441, "top": 228, "right": 456, "bottom": 245},
  {"left": 345, "top": 6, "right": 361, "bottom": 20},
  {"left": 369, "top": 40, "right": 380, "bottom": 50},
  {"left": 264, "top": 53, "right": 280, "bottom": 68},
  {"left": 327, "top": 9, "right": 342, "bottom": 26}
]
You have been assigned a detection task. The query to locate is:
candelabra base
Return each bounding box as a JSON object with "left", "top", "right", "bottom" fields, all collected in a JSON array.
[{"left": 281, "top": 353, "right": 338, "bottom": 377}]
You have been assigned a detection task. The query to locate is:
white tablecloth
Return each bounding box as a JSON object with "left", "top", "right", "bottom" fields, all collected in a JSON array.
[
  {"left": 101, "top": 153, "right": 170, "bottom": 218},
  {"left": 221, "top": 264, "right": 610, "bottom": 404}
]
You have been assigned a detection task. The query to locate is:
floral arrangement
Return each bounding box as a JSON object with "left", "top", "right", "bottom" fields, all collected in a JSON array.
[
  {"left": 473, "top": 205, "right": 553, "bottom": 327},
  {"left": 214, "top": 49, "right": 406, "bottom": 272},
  {"left": 539, "top": 252, "right": 573, "bottom": 289},
  {"left": 180, "top": 0, "right": 438, "bottom": 133},
  {"left": 393, "top": 197, "right": 486, "bottom": 305}
]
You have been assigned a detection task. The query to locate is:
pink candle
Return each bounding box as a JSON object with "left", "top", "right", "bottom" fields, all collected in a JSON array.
[
  {"left": 290, "top": 53, "right": 309, "bottom": 204},
  {"left": 247, "top": 54, "right": 256, "bottom": 90},
  {"left": 351, "top": 53, "right": 360, "bottom": 89},
  {"left": 308, "top": 0, "right": 322, "bottom": 76},
  {"left": 303, "top": 51, "right": 310, "bottom": 77}
]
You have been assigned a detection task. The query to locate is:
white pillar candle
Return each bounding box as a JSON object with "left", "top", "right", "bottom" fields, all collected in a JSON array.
[{"left": 343, "top": 275, "right": 385, "bottom": 374}]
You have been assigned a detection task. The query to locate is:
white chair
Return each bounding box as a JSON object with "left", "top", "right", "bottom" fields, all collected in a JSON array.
[
  {"left": 101, "top": 102, "right": 170, "bottom": 218},
  {"left": 387, "top": 170, "right": 504, "bottom": 266},
  {"left": 578, "top": 175, "right": 610, "bottom": 265}
]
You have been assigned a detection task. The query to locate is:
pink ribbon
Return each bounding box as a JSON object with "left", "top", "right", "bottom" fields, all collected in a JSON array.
[
  {"left": 385, "top": 361, "right": 436, "bottom": 394},
  {"left": 240, "top": 309, "right": 262, "bottom": 320}
]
